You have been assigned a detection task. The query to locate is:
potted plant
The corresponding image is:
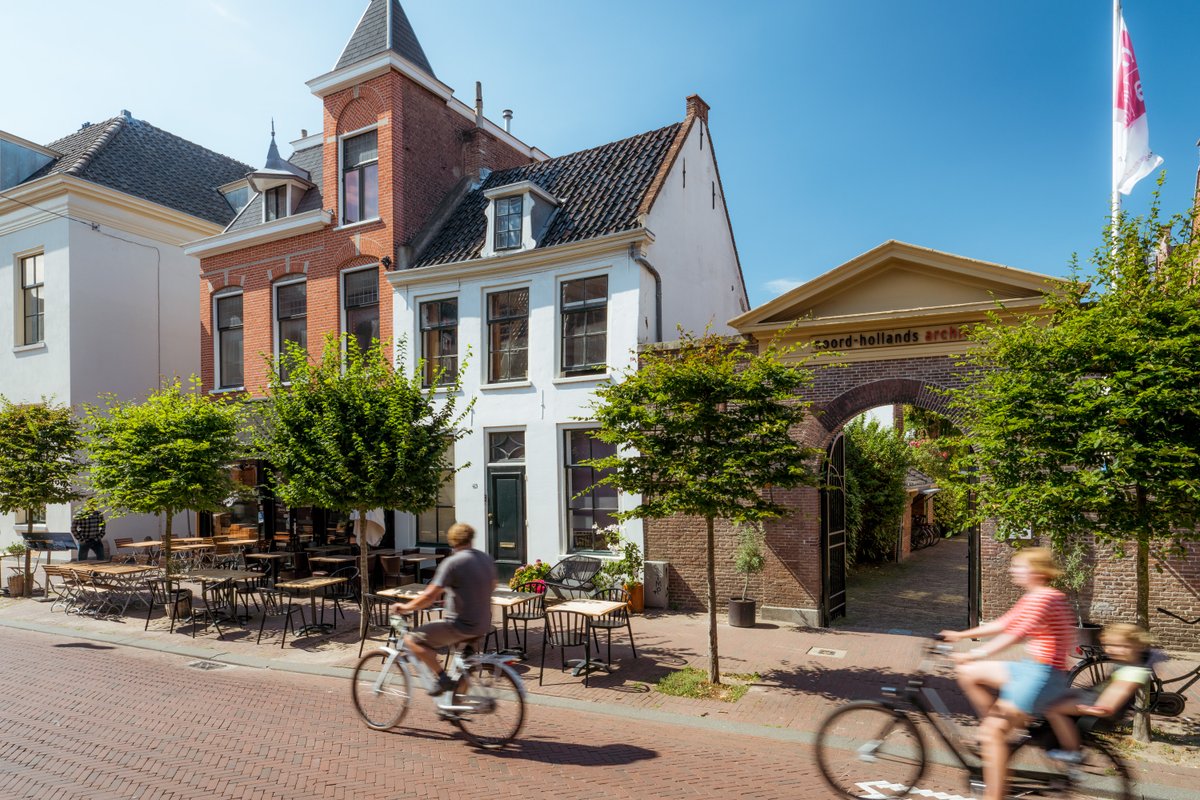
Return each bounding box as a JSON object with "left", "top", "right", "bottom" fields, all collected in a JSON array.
[
  {"left": 1053, "top": 538, "right": 1101, "bottom": 650},
  {"left": 729, "top": 523, "right": 766, "bottom": 627},
  {"left": 600, "top": 526, "right": 645, "bottom": 613},
  {"left": 4, "top": 542, "right": 29, "bottom": 597},
  {"left": 509, "top": 559, "right": 552, "bottom": 592}
]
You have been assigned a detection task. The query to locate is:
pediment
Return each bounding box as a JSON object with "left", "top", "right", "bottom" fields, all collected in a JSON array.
[{"left": 733, "top": 241, "right": 1061, "bottom": 330}]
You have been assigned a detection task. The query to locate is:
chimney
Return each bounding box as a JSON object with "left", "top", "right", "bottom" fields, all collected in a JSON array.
[
  {"left": 121, "top": 109, "right": 133, "bottom": 120},
  {"left": 301, "top": 128, "right": 308, "bottom": 138},
  {"left": 502, "top": 109, "right": 513, "bottom": 133},
  {"left": 685, "top": 94, "right": 710, "bottom": 124},
  {"left": 475, "top": 81, "right": 484, "bottom": 125}
]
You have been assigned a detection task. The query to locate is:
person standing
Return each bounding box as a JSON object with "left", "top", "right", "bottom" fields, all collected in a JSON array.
[{"left": 71, "top": 507, "right": 106, "bottom": 561}]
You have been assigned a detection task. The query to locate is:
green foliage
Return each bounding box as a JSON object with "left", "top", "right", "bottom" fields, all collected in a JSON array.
[
  {"left": 1053, "top": 537, "right": 1091, "bottom": 622},
  {"left": 586, "top": 331, "right": 820, "bottom": 682},
  {"left": 4, "top": 542, "right": 29, "bottom": 557},
  {"left": 256, "top": 334, "right": 470, "bottom": 634},
  {"left": 904, "top": 413, "right": 971, "bottom": 536},
  {"left": 509, "top": 559, "right": 552, "bottom": 590},
  {"left": 843, "top": 416, "right": 909, "bottom": 566},
  {"left": 655, "top": 667, "right": 752, "bottom": 702},
  {"left": 602, "top": 537, "right": 645, "bottom": 589},
  {"left": 0, "top": 396, "right": 83, "bottom": 517},
  {"left": 953, "top": 188, "right": 1200, "bottom": 627},
  {"left": 733, "top": 522, "right": 766, "bottom": 600}
]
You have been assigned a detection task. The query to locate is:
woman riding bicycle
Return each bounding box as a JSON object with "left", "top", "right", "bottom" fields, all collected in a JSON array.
[{"left": 940, "top": 546, "right": 1075, "bottom": 800}]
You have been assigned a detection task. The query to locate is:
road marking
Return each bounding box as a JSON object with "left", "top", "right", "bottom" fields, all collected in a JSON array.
[{"left": 854, "top": 780, "right": 975, "bottom": 800}]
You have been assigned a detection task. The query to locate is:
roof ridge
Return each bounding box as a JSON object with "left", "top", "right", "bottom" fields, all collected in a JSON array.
[
  {"left": 62, "top": 117, "right": 126, "bottom": 177},
  {"left": 490, "top": 123, "right": 680, "bottom": 180}
]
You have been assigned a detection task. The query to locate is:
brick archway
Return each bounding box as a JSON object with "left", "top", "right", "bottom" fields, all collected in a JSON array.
[{"left": 811, "top": 377, "right": 964, "bottom": 451}]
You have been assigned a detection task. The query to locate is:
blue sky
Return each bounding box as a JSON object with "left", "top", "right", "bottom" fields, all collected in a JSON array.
[{"left": 6, "top": 1, "right": 1200, "bottom": 306}]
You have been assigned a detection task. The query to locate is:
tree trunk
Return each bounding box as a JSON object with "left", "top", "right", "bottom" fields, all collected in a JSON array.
[
  {"left": 706, "top": 515, "right": 720, "bottom": 685},
  {"left": 23, "top": 515, "right": 34, "bottom": 598},
  {"left": 1131, "top": 487, "right": 1151, "bottom": 743},
  {"left": 163, "top": 511, "right": 174, "bottom": 579},
  {"left": 358, "top": 509, "right": 371, "bottom": 641}
]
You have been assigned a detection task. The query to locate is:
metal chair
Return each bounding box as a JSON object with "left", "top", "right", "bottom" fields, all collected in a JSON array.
[
  {"left": 145, "top": 577, "right": 191, "bottom": 633},
  {"left": 183, "top": 578, "right": 229, "bottom": 639},
  {"left": 359, "top": 593, "right": 394, "bottom": 657},
  {"left": 588, "top": 587, "right": 638, "bottom": 663},
  {"left": 321, "top": 566, "right": 359, "bottom": 625},
  {"left": 542, "top": 555, "right": 602, "bottom": 601},
  {"left": 256, "top": 588, "right": 304, "bottom": 647},
  {"left": 418, "top": 547, "right": 451, "bottom": 583},
  {"left": 234, "top": 562, "right": 268, "bottom": 617},
  {"left": 378, "top": 554, "right": 412, "bottom": 588},
  {"left": 507, "top": 581, "right": 547, "bottom": 653},
  {"left": 541, "top": 610, "right": 591, "bottom": 686}
]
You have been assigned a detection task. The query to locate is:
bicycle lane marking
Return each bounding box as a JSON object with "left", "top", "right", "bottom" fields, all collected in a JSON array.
[{"left": 855, "top": 781, "right": 975, "bottom": 800}]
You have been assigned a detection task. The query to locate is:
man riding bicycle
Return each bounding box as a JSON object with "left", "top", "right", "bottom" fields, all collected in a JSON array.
[{"left": 390, "top": 522, "right": 497, "bottom": 696}]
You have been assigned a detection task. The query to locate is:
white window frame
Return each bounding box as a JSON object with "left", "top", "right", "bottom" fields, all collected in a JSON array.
[
  {"left": 262, "top": 184, "right": 291, "bottom": 223},
  {"left": 556, "top": 271, "right": 610, "bottom": 378},
  {"left": 481, "top": 280, "right": 532, "bottom": 387},
  {"left": 337, "top": 123, "right": 381, "bottom": 228},
  {"left": 212, "top": 288, "right": 244, "bottom": 392},
  {"left": 273, "top": 276, "right": 307, "bottom": 383},
  {"left": 340, "top": 265, "right": 381, "bottom": 359},
  {"left": 415, "top": 291, "right": 459, "bottom": 388},
  {"left": 13, "top": 248, "right": 45, "bottom": 348}
]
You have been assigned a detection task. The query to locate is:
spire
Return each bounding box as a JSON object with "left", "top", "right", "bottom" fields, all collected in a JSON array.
[
  {"left": 257, "top": 121, "right": 310, "bottom": 181},
  {"left": 335, "top": 0, "right": 434, "bottom": 76}
]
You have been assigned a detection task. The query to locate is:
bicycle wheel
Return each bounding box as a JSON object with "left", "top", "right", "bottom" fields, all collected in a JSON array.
[
  {"left": 351, "top": 649, "right": 411, "bottom": 730},
  {"left": 816, "top": 701, "right": 926, "bottom": 799},
  {"left": 451, "top": 661, "right": 525, "bottom": 749},
  {"left": 1068, "top": 656, "right": 1156, "bottom": 713}
]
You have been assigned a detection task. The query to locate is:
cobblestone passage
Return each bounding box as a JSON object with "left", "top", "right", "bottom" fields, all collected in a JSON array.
[{"left": 0, "top": 627, "right": 836, "bottom": 800}]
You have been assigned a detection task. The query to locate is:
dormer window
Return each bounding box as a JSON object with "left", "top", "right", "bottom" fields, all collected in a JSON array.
[
  {"left": 482, "top": 181, "right": 558, "bottom": 258},
  {"left": 494, "top": 196, "right": 523, "bottom": 250},
  {"left": 342, "top": 129, "right": 379, "bottom": 224},
  {"left": 264, "top": 186, "right": 288, "bottom": 221}
]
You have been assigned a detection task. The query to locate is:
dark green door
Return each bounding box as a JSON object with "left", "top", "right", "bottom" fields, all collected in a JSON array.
[{"left": 487, "top": 468, "right": 526, "bottom": 581}]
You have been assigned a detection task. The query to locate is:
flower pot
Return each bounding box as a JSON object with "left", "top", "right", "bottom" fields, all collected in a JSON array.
[
  {"left": 728, "top": 597, "right": 757, "bottom": 628},
  {"left": 7, "top": 574, "right": 26, "bottom": 598},
  {"left": 623, "top": 583, "right": 645, "bottom": 614}
]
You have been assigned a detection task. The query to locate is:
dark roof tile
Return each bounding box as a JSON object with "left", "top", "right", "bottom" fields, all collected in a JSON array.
[{"left": 336, "top": 0, "right": 433, "bottom": 76}]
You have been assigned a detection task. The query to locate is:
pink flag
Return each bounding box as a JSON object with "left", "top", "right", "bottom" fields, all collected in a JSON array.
[{"left": 1113, "top": 12, "right": 1162, "bottom": 195}]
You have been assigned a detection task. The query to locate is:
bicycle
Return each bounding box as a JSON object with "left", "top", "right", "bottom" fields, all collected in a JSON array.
[
  {"left": 1068, "top": 607, "right": 1198, "bottom": 718},
  {"left": 350, "top": 609, "right": 527, "bottom": 749},
  {"left": 815, "top": 638, "right": 1133, "bottom": 799}
]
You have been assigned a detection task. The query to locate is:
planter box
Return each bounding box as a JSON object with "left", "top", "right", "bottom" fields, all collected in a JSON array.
[
  {"left": 729, "top": 597, "right": 757, "bottom": 627},
  {"left": 7, "top": 574, "right": 26, "bottom": 597}
]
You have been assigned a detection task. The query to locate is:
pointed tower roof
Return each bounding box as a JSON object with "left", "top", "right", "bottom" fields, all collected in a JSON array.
[
  {"left": 246, "top": 124, "right": 313, "bottom": 193},
  {"left": 335, "top": 0, "right": 434, "bottom": 76}
]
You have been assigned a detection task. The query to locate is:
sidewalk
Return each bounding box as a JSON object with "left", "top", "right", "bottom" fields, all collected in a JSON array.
[{"left": 2, "top": 591, "right": 1197, "bottom": 796}]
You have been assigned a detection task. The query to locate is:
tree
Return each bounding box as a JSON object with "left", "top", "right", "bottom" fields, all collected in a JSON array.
[
  {"left": 255, "top": 335, "right": 470, "bottom": 639},
  {"left": 84, "top": 378, "right": 245, "bottom": 576},
  {"left": 586, "top": 332, "right": 821, "bottom": 683},
  {"left": 0, "top": 397, "right": 83, "bottom": 596},
  {"left": 843, "top": 416, "right": 909, "bottom": 566},
  {"left": 952, "top": 193, "right": 1200, "bottom": 740}
]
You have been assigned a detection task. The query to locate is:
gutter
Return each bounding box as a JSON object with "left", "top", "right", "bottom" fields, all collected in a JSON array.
[{"left": 630, "top": 243, "right": 663, "bottom": 343}]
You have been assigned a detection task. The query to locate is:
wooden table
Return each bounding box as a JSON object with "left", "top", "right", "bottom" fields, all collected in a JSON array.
[
  {"left": 308, "top": 555, "right": 357, "bottom": 569},
  {"left": 275, "top": 576, "right": 348, "bottom": 635},
  {"left": 187, "top": 568, "right": 262, "bottom": 621},
  {"left": 244, "top": 552, "right": 291, "bottom": 584},
  {"left": 306, "top": 545, "right": 350, "bottom": 556},
  {"left": 72, "top": 563, "right": 158, "bottom": 615},
  {"left": 548, "top": 598, "right": 629, "bottom": 684},
  {"left": 378, "top": 584, "right": 538, "bottom": 652}
]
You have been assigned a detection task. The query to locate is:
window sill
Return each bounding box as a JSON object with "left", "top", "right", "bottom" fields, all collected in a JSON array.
[
  {"left": 12, "top": 342, "right": 46, "bottom": 354},
  {"left": 13, "top": 524, "right": 49, "bottom": 533},
  {"left": 335, "top": 217, "right": 383, "bottom": 232},
  {"left": 480, "top": 380, "right": 532, "bottom": 391},
  {"left": 209, "top": 386, "right": 245, "bottom": 396},
  {"left": 552, "top": 372, "right": 609, "bottom": 386}
]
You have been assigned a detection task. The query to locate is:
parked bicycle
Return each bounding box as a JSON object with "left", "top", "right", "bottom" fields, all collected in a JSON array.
[
  {"left": 350, "top": 608, "right": 526, "bottom": 749},
  {"left": 910, "top": 521, "right": 943, "bottom": 551},
  {"left": 1068, "top": 607, "right": 1198, "bottom": 718},
  {"left": 815, "top": 637, "right": 1133, "bottom": 799}
]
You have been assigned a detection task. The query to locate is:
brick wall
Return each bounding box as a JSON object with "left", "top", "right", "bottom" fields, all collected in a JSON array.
[{"left": 199, "top": 67, "right": 532, "bottom": 395}]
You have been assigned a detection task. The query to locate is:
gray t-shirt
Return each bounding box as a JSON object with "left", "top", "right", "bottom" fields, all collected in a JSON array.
[{"left": 431, "top": 548, "right": 497, "bottom": 637}]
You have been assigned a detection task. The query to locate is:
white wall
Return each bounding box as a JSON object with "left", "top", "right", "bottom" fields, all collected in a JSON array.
[{"left": 644, "top": 121, "right": 748, "bottom": 335}]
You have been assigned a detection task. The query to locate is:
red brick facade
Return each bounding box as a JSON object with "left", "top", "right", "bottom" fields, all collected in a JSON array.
[{"left": 199, "top": 70, "right": 531, "bottom": 395}]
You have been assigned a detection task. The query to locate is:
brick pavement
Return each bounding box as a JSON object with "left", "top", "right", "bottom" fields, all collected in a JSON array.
[{"left": 2, "top": 593, "right": 1197, "bottom": 798}]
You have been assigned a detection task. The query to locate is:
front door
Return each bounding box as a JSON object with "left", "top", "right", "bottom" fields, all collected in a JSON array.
[
  {"left": 486, "top": 431, "right": 527, "bottom": 582},
  {"left": 821, "top": 432, "right": 848, "bottom": 625}
]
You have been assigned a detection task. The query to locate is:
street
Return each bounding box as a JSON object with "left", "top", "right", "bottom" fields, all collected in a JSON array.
[{"left": 0, "top": 627, "right": 840, "bottom": 800}]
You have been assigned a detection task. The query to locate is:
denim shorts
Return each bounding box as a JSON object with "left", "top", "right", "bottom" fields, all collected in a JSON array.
[{"left": 1000, "top": 659, "right": 1071, "bottom": 716}]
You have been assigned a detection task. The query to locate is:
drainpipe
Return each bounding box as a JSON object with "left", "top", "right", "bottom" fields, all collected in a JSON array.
[{"left": 630, "top": 244, "right": 663, "bottom": 343}]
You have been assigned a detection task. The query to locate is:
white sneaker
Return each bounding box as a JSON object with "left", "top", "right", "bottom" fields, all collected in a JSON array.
[{"left": 1047, "top": 748, "right": 1083, "bottom": 764}]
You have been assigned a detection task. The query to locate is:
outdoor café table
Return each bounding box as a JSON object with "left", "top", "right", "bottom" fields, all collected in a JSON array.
[
  {"left": 306, "top": 545, "right": 350, "bottom": 556},
  {"left": 549, "top": 598, "right": 630, "bottom": 680},
  {"left": 122, "top": 540, "right": 162, "bottom": 560},
  {"left": 244, "top": 552, "right": 291, "bottom": 585},
  {"left": 308, "top": 555, "right": 357, "bottom": 570},
  {"left": 274, "top": 576, "right": 348, "bottom": 636},
  {"left": 378, "top": 584, "right": 537, "bottom": 653},
  {"left": 76, "top": 563, "right": 157, "bottom": 616},
  {"left": 187, "top": 568, "right": 261, "bottom": 622}
]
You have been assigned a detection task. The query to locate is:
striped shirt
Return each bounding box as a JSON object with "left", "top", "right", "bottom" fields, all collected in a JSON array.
[{"left": 998, "top": 587, "right": 1075, "bottom": 669}]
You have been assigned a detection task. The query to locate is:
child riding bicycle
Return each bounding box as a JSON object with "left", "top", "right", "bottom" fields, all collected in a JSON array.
[{"left": 940, "top": 547, "right": 1076, "bottom": 800}]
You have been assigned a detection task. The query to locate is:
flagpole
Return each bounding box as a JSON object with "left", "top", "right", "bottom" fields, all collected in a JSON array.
[{"left": 1112, "top": 0, "right": 1121, "bottom": 239}]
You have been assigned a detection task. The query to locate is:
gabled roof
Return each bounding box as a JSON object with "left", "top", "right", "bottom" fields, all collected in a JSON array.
[
  {"left": 23, "top": 115, "right": 252, "bottom": 226},
  {"left": 336, "top": 0, "right": 433, "bottom": 76},
  {"left": 225, "top": 144, "right": 324, "bottom": 234},
  {"left": 411, "top": 123, "right": 682, "bottom": 268}
]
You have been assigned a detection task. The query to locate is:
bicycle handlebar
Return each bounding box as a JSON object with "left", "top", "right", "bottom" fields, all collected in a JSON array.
[{"left": 1157, "top": 607, "right": 1200, "bottom": 625}]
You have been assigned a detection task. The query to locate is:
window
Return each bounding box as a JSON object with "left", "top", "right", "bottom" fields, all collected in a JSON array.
[
  {"left": 19, "top": 253, "right": 44, "bottom": 345},
  {"left": 487, "top": 288, "right": 528, "bottom": 383},
  {"left": 565, "top": 429, "right": 617, "bottom": 551},
  {"left": 417, "top": 469, "right": 455, "bottom": 546},
  {"left": 14, "top": 507, "right": 47, "bottom": 527},
  {"left": 343, "top": 269, "right": 379, "bottom": 355},
  {"left": 215, "top": 293, "right": 243, "bottom": 389},
  {"left": 275, "top": 281, "right": 307, "bottom": 382},
  {"left": 223, "top": 185, "right": 251, "bottom": 214},
  {"left": 561, "top": 275, "right": 607, "bottom": 375},
  {"left": 264, "top": 186, "right": 287, "bottom": 221},
  {"left": 342, "top": 130, "right": 379, "bottom": 224},
  {"left": 420, "top": 299, "right": 458, "bottom": 386},
  {"left": 493, "top": 195, "right": 522, "bottom": 250}
]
